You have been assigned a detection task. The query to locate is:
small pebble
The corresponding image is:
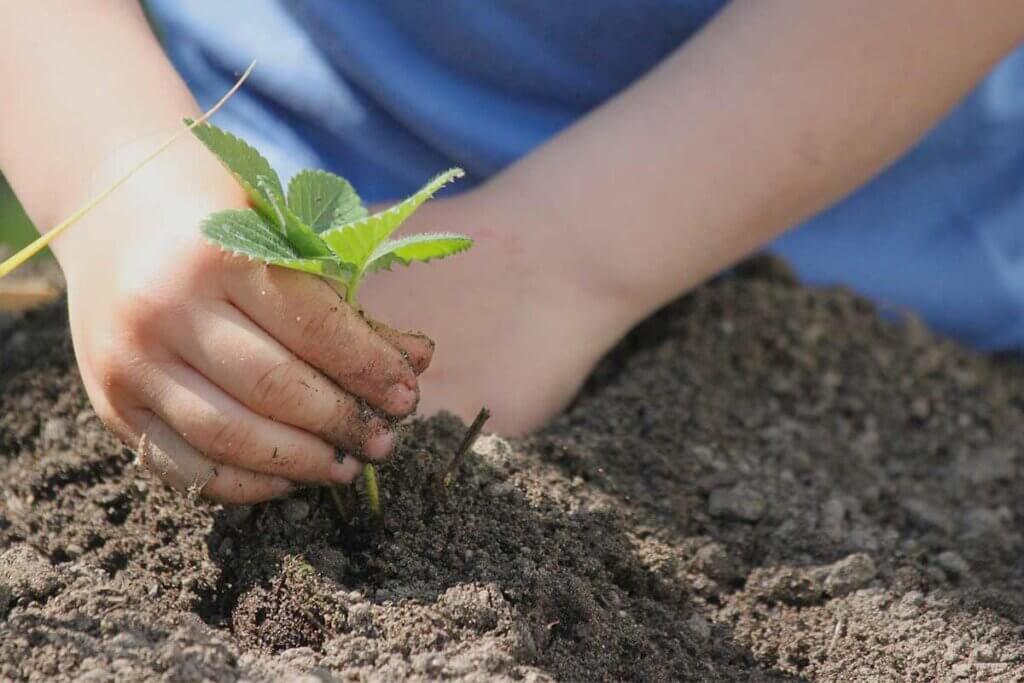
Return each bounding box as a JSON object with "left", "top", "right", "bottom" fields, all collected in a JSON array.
[
  {"left": 41, "top": 417, "right": 69, "bottom": 447},
  {"left": 824, "top": 553, "right": 876, "bottom": 596},
  {"left": 935, "top": 550, "right": 970, "bottom": 578},
  {"left": 902, "top": 498, "right": 954, "bottom": 534},
  {"left": 485, "top": 481, "right": 516, "bottom": 499},
  {"left": 686, "top": 614, "right": 712, "bottom": 640},
  {"left": 911, "top": 398, "right": 930, "bottom": 420},
  {"left": 708, "top": 484, "right": 766, "bottom": 522},
  {"left": 694, "top": 542, "right": 739, "bottom": 582}
]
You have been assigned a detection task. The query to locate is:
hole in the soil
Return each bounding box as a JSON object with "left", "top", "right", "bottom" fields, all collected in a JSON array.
[
  {"left": 98, "top": 491, "right": 133, "bottom": 526},
  {"left": 788, "top": 654, "right": 810, "bottom": 670},
  {"left": 85, "top": 533, "right": 105, "bottom": 551},
  {"left": 100, "top": 550, "right": 129, "bottom": 576},
  {"left": 194, "top": 567, "right": 239, "bottom": 629},
  {"left": 50, "top": 548, "right": 70, "bottom": 564}
]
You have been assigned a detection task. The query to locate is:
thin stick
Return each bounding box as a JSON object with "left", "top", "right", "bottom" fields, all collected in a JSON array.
[
  {"left": 444, "top": 407, "right": 491, "bottom": 487},
  {"left": 0, "top": 61, "right": 257, "bottom": 278},
  {"left": 327, "top": 484, "right": 352, "bottom": 523}
]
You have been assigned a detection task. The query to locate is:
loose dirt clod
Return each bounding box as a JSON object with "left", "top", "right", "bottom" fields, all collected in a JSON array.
[{"left": 3, "top": 259, "right": 1024, "bottom": 681}]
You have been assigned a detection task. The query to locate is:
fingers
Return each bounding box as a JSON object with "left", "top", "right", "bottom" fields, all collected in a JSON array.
[
  {"left": 135, "top": 361, "right": 365, "bottom": 485},
  {"left": 223, "top": 262, "right": 419, "bottom": 416},
  {"left": 170, "top": 301, "right": 396, "bottom": 461},
  {"left": 367, "top": 320, "right": 435, "bottom": 375},
  {"left": 128, "top": 410, "right": 296, "bottom": 504}
]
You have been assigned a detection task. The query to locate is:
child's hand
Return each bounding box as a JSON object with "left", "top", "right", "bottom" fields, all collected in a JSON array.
[{"left": 55, "top": 146, "right": 432, "bottom": 503}]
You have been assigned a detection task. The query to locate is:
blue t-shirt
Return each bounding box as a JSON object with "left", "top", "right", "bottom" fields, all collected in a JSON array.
[{"left": 149, "top": 0, "right": 1024, "bottom": 350}]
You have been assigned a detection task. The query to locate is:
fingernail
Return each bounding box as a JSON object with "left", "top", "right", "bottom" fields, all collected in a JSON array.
[
  {"left": 270, "top": 478, "right": 297, "bottom": 498},
  {"left": 363, "top": 429, "right": 395, "bottom": 461},
  {"left": 383, "top": 383, "right": 417, "bottom": 415},
  {"left": 329, "top": 455, "right": 361, "bottom": 484}
]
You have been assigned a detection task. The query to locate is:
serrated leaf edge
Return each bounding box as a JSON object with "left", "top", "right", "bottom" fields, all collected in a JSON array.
[{"left": 367, "top": 232, "right": 474, "bottom": 271}]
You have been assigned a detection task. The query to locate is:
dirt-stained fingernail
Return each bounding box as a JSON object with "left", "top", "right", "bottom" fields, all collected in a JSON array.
[
  {"left": 329, "top": 454, "right": 362, "bottom": 483},
  {"left": 363, "top": 429, "right": 396, "bottom": 461},
  {"left": 383, "top": 383, "right": 417, "bottom": 416},
  {"left": 270, "top": 477, "right": 298, "bottom": 498}
]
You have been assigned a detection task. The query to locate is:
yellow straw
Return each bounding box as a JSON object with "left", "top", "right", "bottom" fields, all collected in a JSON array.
[{"left": 0, "top": 60, "right": 256, "bottom": 278}]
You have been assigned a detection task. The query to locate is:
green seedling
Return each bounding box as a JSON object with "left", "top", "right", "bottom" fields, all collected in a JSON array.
[
  {"left": 186, "top": 119, "right": 472, "bottom": 516},
  {"left": 0, "top": 64, "right": 475, "bottom": 518}
]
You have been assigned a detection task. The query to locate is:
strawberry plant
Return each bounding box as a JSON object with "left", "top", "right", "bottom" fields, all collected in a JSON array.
[
  {"left": 186, "top": 119, "right": 472, "bottom": 516},
  {"left": 0, "top": 66, "right": 474, "bottom": 517}
]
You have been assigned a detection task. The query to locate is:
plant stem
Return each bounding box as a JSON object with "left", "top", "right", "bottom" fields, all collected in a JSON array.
[
  {"left": 344, "top": 275, "right": 362, "bottom": 307},
  {"left": 338, "top": 276, "right": 380, "bottom": 516},
  {"left": 363, "top": 463, "right": 381, "bottom": 516},
  {"left": 444, "top": 407, "right": 491, "bottom": 487},
  {"left": 327, "top": 485, "right": 352, "bottom": 523}
]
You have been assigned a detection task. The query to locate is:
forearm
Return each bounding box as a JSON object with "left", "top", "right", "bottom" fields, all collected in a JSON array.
[
  {"left": 481, "top": 0, "right": 1024, "bottom": 320},
  {"left": 0, "top": 2, "right": 230, "bottom": 261}
]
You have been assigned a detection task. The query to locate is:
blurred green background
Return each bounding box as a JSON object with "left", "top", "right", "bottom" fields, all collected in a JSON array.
[{"left": 0, "top": 175, "right": 39, "bottom": 254}]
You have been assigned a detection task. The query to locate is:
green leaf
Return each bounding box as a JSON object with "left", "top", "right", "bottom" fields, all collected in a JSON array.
[
  {"left": 367, "top": 233, "right": 473, "bottom": 272},
  {"left": 287, "top": 169, "right": 367, "bottom": 232},
  {"left": 185, "top": 119, "right": 285, "bottom": 220},
  {"left": 321, "top": 167, "right": 465, "bottom": 272},
  {"left": 200, "top": 209, "right": 350, "bottom": 282},
  {"left": 259, "top": 178, "right": 333, "bottom": 259}
]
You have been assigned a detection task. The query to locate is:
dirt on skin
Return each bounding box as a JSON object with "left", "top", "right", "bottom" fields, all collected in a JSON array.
[{"left": 3, "top": 257, "right": 1024, "bottom": 682}]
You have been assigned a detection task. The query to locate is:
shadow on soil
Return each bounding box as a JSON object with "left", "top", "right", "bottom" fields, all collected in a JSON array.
[{"left": 197, "top": 414, "right": 804, "bottom": 681}]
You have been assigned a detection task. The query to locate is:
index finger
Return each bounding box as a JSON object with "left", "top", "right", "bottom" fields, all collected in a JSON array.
[{"left": 222, "top": 260, "right": 419, "bottom": 417}]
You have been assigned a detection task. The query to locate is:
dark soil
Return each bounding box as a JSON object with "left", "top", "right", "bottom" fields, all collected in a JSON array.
[{"left": 3, "top": 258, "right": 1024, "bottom": 682}]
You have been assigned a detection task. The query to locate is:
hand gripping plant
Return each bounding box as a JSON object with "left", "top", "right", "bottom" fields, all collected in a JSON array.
[
  {"left": 185, "top": 119, "right": 472, "bottom": 516},
  {"left": 0, "top": 66, "right": 475, "bottom": 518}
]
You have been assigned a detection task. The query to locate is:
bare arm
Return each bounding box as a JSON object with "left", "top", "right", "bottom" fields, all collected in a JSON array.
[
  {"left": 0, "top": 2, "right": 211, "bottom": 234},
  {"left": 361, "top": 0, "right": 1024, "bottom": 431},
  {"left": 483, "top": 0, "right": 1024, "bottom": 325}
]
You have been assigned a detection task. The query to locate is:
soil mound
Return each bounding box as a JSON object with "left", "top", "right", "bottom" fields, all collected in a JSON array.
[{"left": 3, "top": 260, "right": 1023, "bottom": 681}]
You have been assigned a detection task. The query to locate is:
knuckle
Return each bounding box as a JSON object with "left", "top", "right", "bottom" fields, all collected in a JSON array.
[
  {"left": 300, "top": 309, "right": 369, "bottom": 380},
  {"left": 114, "top": 293, "right": 170, "bottom": 346},
  {"left": 114, "top": 258, "right": 205, "bottom": 345},
  {"left": 88, "top": 341, "right": 144, "bottom": 396},
  {"left": 301, "top": 304, "right": 347, "bottom": 347},
  {"left": 92, "top": 402, "right": 132, "bottom": 443},
  {"left": 249, "top": 358, "right": 308, "bottom": 413},
  {"left": 202, "top": 415, "right": 254, "bottom": 459},
  {"left": 316, "top": 396, "right": 363, "bottom": 446},
  {"left": 182, "top": 237, "right": 233, "bottom": 282}
]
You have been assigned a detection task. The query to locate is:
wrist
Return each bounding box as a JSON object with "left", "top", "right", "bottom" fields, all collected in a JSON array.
[{"left": 49, "top": 135, "right": 246, "bottom": 280}]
